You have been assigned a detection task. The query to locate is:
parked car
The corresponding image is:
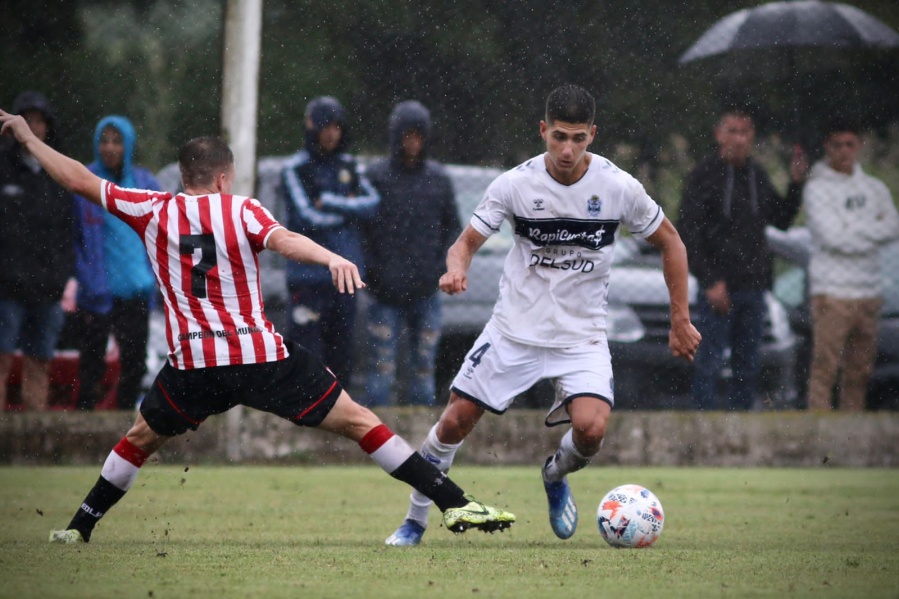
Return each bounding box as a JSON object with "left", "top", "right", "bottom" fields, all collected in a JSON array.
[
  {"left": 768, "top": 226, "right": 899, "bottom": 410},
  {"left": 436, "top": 170, "right": 800, "bottom": 411},
  {"left": 153, "top": 158, "right": 801, "bottom": 410},
  {"left": 606, "top": 239, "right": 798, "bottom": 410}
]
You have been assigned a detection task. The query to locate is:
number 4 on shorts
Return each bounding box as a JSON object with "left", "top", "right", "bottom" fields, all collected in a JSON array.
[{"left": 468, "top": 343, "right": 491, "bottom": 368}]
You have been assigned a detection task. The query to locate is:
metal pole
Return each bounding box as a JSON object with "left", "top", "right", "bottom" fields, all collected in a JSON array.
[{"left": 221, "top": 0, "right": 263, "bottom": 462}]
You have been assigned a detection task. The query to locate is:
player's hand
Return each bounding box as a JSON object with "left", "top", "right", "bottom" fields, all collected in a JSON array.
[
  {"left": 328, "top": 256, "right": 365, "bottom": 294},
  {"left": 0, "top": 109, "right": 35, "bottom": 144},
  {"left": 60, "top": 278, "right": 78, "bottom": 313},
  {"left": 669, "top": 319, "right": 701, "bottom": 363},
  {"left": 439, "top": 269, "right": 468, "bottom": 295}
]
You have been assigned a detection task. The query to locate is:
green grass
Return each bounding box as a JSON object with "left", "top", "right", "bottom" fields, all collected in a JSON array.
[{"left": 1, "top": 465, "right": 897, "bottom": 599}]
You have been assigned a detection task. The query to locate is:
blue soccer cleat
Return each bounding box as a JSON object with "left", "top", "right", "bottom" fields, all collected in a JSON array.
[
  {"left": 385, "top": 519, "right": 426, "bottom": 546},
  {"left": 543, "top": 458, "right": 578, "bottom": 539}
]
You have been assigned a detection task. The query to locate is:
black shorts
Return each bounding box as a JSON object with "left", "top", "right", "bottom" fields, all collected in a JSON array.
[{"left": 140, "top": 342, "right": 342, "bottom": 437}]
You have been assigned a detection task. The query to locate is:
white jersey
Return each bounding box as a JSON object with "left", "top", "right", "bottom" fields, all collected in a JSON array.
[
  {"left": 470, "top": 152, "right": 664, "bottom": 347},
  {"left": 803, "top": 160, "right": 899, "bottom": 299}
]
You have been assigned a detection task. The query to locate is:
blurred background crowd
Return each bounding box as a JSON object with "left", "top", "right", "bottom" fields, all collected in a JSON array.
[{"left": 1, "top": 0, "right": 897, "bottom": 413}]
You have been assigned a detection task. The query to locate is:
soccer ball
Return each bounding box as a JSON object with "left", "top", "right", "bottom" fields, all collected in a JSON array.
[{"left": 597, "top": 484, "right": 664, "bottom": 548}]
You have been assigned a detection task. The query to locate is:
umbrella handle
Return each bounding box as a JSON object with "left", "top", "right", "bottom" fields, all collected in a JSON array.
[{"left": 790, "top": 144, "right": 809, "bottom": 183}]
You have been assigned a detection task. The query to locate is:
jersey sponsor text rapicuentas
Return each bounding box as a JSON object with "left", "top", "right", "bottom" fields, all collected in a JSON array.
[{"left": 469, "top": 153, "right": 663, "bottom": 347}]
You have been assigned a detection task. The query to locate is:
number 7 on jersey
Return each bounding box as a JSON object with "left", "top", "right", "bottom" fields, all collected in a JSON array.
[{"left": 180, "top": 233, "right": 217, "bottom": 298}]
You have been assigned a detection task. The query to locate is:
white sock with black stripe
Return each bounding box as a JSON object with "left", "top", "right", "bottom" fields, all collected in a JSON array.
[
  {"left": 405, "top": 424, "right": 463, "bottom": 528},
  {"left": 359, "top": 424, "right": 466, "bottom": 513},
  {"left": 543, "top": 428, "right": 594, "bottom": 483},
  {"left": 67, "top": 438, "right": 149, "bottom": 541}
]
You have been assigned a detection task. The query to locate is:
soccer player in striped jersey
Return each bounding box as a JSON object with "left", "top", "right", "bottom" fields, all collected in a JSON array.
[
  {"left": 0, "top": 108, "right": 514, "bottom": 544},
  {"left": 385, "top": 85, "right": 701, "bottom": 546}
]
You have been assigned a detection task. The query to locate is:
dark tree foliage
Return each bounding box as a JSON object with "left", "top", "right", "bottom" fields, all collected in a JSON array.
[
  {"left": 2, "top": 0, "right": 91, "bottom": 155},
  {"left": 2, "top": 0, "right": 897, "bottom": 171},
  {"left": 1, "top": 0, "right": 223, "bottom": 166}
]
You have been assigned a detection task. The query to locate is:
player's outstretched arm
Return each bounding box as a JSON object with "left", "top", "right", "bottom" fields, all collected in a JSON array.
[
  {"left": 266, "top": 228, "right": 365, "bottom": 294},
  {"left": 645, "top": 218, "right": 701, "bottom": 362},
  {"left": 0, "top": 109, "right": 102, "bottom": 203},
  {"left": 439, "top": 225, "right": 488, "bottom": 295}
]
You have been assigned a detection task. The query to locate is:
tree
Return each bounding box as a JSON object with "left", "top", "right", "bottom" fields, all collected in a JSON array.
[{"left": 4, "top": 0, "right": 897, "bottom": 174}]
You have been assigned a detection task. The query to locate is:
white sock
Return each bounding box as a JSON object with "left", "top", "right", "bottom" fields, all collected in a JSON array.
[
  {"left": 406, "top": 424, "right": 462, "bottom": 528},
  {"left": 100, "top": 438, "right": 149, "bottom": 491},
  {"left": 543, "top": 429, "right": 595, "bottom": 483},
  {"left": 359, "top": 424, "right": 415, "bottom": 472}
]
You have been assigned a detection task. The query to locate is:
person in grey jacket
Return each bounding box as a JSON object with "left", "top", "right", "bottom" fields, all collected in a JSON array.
[
  {"left": 803, "top": 118, "right": 899, "bottom": 411},
  {"left": 361, "top": 101, "right": 460, "bottom": 406}
]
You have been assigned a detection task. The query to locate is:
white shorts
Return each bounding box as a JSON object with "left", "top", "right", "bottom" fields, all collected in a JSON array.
[{"left": 451, "top": 321, "right": 614, "bottom": 426}]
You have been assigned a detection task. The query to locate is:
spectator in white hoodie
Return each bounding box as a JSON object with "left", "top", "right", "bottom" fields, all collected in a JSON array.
[{"left": 803, "top": 118, "right": 899, "bottom": 411}]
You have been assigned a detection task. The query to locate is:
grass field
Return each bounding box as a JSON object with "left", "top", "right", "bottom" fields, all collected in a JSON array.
[{"left": 1, "top": 465, "right": 897, "bottom": 599}]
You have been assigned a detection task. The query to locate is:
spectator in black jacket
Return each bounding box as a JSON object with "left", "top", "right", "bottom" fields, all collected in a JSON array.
[
  {"left": 280, "top": 97, "right": 379, "bottom": 384},
  {"left": 679, "top": 110, "right": 807, "bottom": 411},
  {"left": 0, "top": 91, "right": 75, "bottom": 411},
  {"left": 361, "top": 101, "right": 461, "bottom": 406}
]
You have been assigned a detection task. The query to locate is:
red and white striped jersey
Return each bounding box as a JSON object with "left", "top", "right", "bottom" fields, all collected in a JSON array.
[{"left": 100, "top": 180, "right": 288, "bottom": 369}]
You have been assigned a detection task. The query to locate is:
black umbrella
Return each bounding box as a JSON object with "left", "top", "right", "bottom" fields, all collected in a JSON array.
[
  {"left": 680, "top": 1, "right": 899, "bottom": 63},
  {"left": 679, "top": 1, "right": 899, "bottom": 140}
]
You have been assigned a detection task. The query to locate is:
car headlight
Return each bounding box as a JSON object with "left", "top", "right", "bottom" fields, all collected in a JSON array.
[{"left": 607, "top": 304, "right": 646, "bottom": 343}]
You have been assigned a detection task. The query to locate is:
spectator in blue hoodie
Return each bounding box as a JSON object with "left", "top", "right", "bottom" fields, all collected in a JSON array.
[
  {"left": 280, "top": 97, "right": 379, "bottom": 383},
  {"left": 361, "top": 101, "right": 460, "bottom": 406},
  {"left": 73, "top": 116, "right": 160, "bottom": 410},
  {"left": 67, "top": 169, "right": 112, "bottom": 410}
]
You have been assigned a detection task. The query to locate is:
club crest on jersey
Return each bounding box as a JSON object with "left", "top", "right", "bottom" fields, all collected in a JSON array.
[
  {"left": 587, "top": 195, "right": 602, "bottom": 216},
  {"left": 338, "top": 168, "right": 353, "bottom": 185},
  {"left": 533, "top": 198, "right": 545, "bottom": 211}
]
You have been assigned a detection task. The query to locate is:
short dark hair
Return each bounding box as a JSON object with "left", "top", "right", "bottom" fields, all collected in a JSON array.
[
  {"left": 717, "top": 107, "right": 754, "bottom": 127},
  {"left": 545, "top": 84, "right": 595, "bottom": 125},
  {"left": 178, "top": 137, "right": 234, "bottom": 188},
  {"left": 823, "top": 116, "right": 861, "bottom": 140}
]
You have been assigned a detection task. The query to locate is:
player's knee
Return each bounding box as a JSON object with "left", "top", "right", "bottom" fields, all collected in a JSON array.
[
  {"left": 352, "top": 403, "right": 382, "bottom": 430},
  {"left": 337, "top": 393, "right": 383, "bottom": 430},
  {"left": 436, "top": 401, "right": 480, "bottom": 444},
  {"left": 576, "top": 431, "right": 605, "bottom": 455},
  {"left": 571, "top": 416, "right": 608, "bottom": 454},
  {"left": 125, "top": 416, "right": 166, "bottom": 454},
  {"left": 435, "top": 418, "right": 465, "bottom": 444}
]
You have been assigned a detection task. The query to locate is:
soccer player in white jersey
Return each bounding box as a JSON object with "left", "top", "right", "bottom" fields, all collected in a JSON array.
[
  {"left": 0, "top": 108, "right": 515, "bottom": 545},
  {"left": 385, "top": 84, "right": 701, "bottom": 546}
]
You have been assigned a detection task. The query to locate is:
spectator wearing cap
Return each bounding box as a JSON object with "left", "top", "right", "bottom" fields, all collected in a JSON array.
[
  {"left": 0, "top": 91, "right": 76, "bottom": 411},
  {"left": 360, "top": 101, "right": 460, "bottom": 406},
  {"left": 279, "top": 96, "right": 379, "bottom": 383}
]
